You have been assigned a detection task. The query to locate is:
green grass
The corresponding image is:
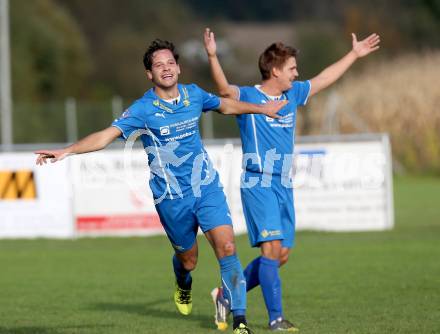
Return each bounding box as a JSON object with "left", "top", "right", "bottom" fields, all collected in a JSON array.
[{"left": 1, "top": 176, "right": 439, "bottom": 334}]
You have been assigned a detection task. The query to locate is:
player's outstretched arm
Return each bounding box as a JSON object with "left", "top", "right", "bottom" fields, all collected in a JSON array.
[
  {"left": 309, "top": 33, "right": 380, "bottom": 97},
  {"left": 204, "top": 28, "right": 239, "bottom": 100},
  {"left": 218, "top": 98, "right": 286, "bottom": 118},
  {"left": 35, "top": 126, "right": 122, "bottom": 165}
]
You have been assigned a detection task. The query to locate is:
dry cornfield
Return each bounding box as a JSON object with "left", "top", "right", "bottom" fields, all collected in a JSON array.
[{"left": 304, "top": 51, "right": 440, "bottom": 174}]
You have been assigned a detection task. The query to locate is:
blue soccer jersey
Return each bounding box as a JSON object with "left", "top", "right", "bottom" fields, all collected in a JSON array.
[
  {"left": 236, "top": 81, "right": 311, "bottom": 177},
  {"left": 237, "top": 81, "right": 311, "bottom": 249},
  {"left": 112, "top": 83, "right": 221, "bottom": 201}
]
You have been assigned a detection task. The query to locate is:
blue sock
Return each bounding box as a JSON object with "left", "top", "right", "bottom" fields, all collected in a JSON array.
[
  {"left": 259, "top": 256, "right": 282, "bottom": 323},
  {"left": 243, "top": 256, "right": 261, "bottom": 291},
  {"left": 172, "top": 255, "right": 192, "bottom": 290},
  {"left": 219, "top": 254, "right": 246, "bottom": 317}
]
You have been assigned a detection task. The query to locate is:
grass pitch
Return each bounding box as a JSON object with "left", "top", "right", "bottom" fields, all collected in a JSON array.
[{"left": 0, "top": 176, "right": 439, "bottom": 334}]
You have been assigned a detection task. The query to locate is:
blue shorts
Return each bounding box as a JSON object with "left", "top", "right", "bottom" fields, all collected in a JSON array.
[
  {"left": 241, "top": 173, "right": 295, "bottom": 248},
  {"left": 155, "top": 183, "right": 232, "bottom": 253}
]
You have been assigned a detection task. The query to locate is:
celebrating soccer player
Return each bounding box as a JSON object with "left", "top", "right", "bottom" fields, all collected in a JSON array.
[
  {"left": 35, "top": 39, "right": 287, "bottom": 334},
  {"left": 204, "top": 28, "right": 380, "bottom": 331}
]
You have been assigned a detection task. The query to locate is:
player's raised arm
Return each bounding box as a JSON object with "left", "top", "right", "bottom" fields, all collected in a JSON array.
[
  {"left": 217, "top": 98, "right": 286, "bottom": 118},
  {"left": 35, "top": 126, "right": 122, "bottom": 165},
  {"left": 203, "top": 28, "right": 239, "bottom": 100},
  {"left": 309, "top": 33, "right": 380, "bottom": 97}
]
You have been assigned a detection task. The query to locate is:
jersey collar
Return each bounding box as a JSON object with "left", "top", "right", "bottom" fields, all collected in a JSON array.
[
  {"left": 255, "top": 85, "right": 286, "bottom": 101},
  {"left": 144, "top": 84, "right": 191, "bottom": 113}
]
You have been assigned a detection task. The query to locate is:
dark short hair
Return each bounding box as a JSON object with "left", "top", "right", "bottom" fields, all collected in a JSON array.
[
  {"left": 258, "top": 42, "right": 298, "bottom": 80},
  {"left": 143, "top": 39, "right": 179, "bottom": 70}
]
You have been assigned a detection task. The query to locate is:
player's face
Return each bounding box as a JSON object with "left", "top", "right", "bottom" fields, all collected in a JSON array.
[
  {"left": 146, "top": 49, "right": 180, "bottom": 89},
  {"left": 275, "top": 57, "right": 298, "bottom": 90}
]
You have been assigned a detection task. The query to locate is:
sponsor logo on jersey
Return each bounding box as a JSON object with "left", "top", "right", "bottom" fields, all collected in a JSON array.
[
  {"left": 261, "top": 229, "right": 281, "bottom": 238},
  {"left": 164, "top": 131, "right": 195, "bottom": 142},
  {"left": 160, "top": 126, "right": 170, "bottom": 136},
  {"left": 172, "top": 243, "right": 185, "bottom": 251}
]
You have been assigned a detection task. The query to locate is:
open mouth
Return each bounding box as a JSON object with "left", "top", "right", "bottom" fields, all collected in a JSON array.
[{"left": 162, "top": 74, "right": 174, "bottom": 80}]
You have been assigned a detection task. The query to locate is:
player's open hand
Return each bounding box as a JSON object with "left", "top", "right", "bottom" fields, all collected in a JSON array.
[
  {"left": 204, "top": 28, "right": 217, "bottom": 57},
  {"left": 35, "top": 149, "right": 70, "bottom": 165},
  {"left": 261, "top": 100, "right": 288, "bottom": 119},
  {"left": 352, "top": 33, "right": 380, "bottom": 58}
]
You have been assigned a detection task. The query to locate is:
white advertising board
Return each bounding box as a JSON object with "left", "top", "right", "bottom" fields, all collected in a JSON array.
[
  {"left": 0, "top": 153, "right": 73, "bottom": 238},
  {"left": 0, "top": 134, "right": 393, "bottom": 238},
  {"left": 70, "top": 149, "right": 162, "bottom": 236},
  {"left": 292, "top": 136, "right": 394, "bottom": 231},
  {"left": 71, "top": 134, "right": 393, "bottom": 236}
]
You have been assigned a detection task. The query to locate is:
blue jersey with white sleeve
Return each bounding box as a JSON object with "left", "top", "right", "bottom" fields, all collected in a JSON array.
[
  {"left": 112, "top": 83, "right": 221, "bottom": 201},
  {"left": 236, "top": 81, "right": 311, "bottom": 177}
]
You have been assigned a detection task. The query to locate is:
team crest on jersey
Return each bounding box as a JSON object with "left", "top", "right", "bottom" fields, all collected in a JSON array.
[
  {"left": 182, "top": 87, "right": 190, "bottom": 107},
  {"left": 154, "top": 100, "right": 173, "bottom": 113}
]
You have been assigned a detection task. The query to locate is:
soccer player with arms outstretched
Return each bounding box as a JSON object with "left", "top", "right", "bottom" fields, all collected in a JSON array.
[
  {"left": 204, "top": 28, "right": 380, "bottom": 331},
  {"left": 35, "top": 39, "right": 287, "bottom": 334}
]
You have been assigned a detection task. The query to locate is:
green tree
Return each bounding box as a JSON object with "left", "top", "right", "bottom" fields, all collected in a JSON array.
[
  {"left": 56, "top": 0, "right": 196, "bottom": 99},
  {"left": 10, "top": 0, "right": 92, "bottom": 143},
  {"left": 11, "top": 0, "right": 91, "bottom": 101}
]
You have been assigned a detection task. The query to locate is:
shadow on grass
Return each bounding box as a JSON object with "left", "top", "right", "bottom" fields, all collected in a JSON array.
[
  {"left": 0, "top": 324, "right": 114, "bottom": 334},
  {"left": 90, "top": 298, "right": 214, "bottom": 329}
]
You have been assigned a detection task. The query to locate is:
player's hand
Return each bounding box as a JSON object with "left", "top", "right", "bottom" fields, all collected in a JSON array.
[
  {"left": 260, "top": 100, "right": 288, "bottom": 119},
  {"left": 352, "top": 33, "right": 380, "bottom": 58},
  {"left": 204, "top": 27, "right": 217, "bottom": 57},
  {"left": 34, "top": 149, "right": 70, "bottom": 165}
]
